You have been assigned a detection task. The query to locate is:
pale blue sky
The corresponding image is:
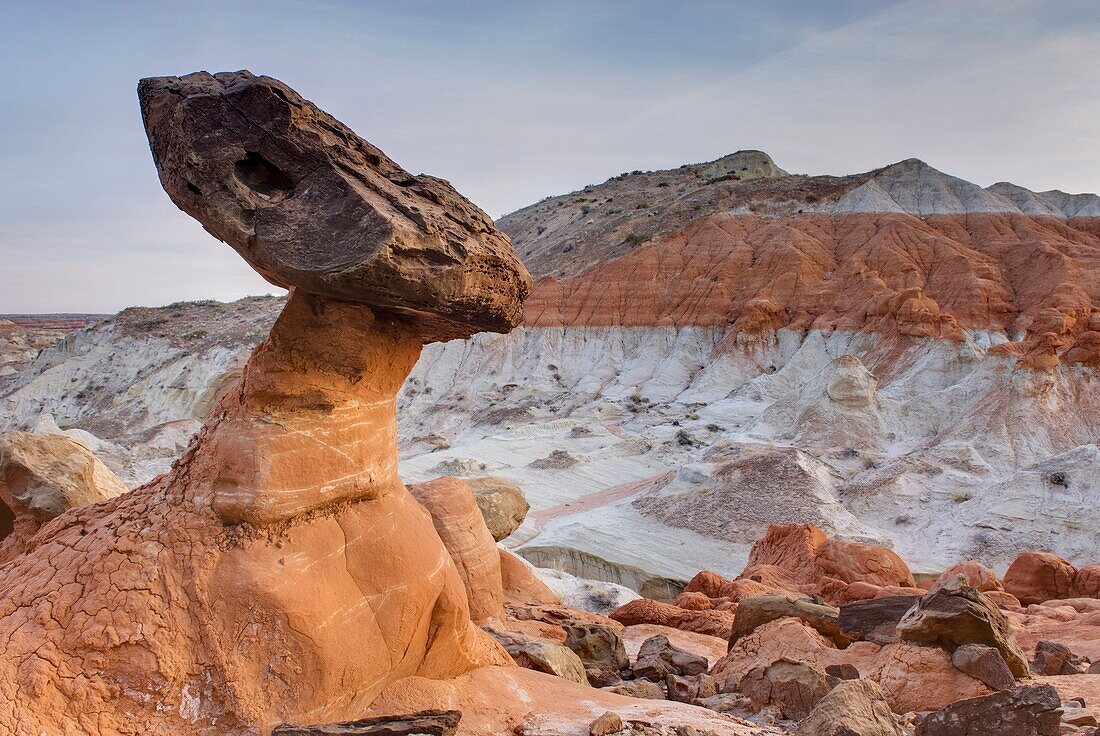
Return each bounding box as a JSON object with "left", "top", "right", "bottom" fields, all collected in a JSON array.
[{"left": 2, "top": 0, "right": 1098, "bottom": 312}]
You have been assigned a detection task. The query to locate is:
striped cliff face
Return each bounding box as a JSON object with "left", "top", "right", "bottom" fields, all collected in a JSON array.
[{"left": 505, "top": 156, "right": 1100, "bottom": 370}]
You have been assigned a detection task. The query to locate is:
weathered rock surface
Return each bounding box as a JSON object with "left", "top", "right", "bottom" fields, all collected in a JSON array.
[
  {"left": 606, "top": 679, "right": 665, "bottom": 700},
  {"left": 0, "top": 431, "right": 127, "bottom": 560},
  {"left": 739, "top": 658, "right": 837, "bottom": 720},
  {"left": 935, "top": 561, "right": 1003, "bottom": 594},
  {"left": 732, "top": 524, "right": 915, "bottom": 606},
  {"left": 610, "top": 598, "right": 735, "bottom": 639},
  {"left": 839, "top": 595, "right": 922, "bottom": 645},
  {"left": 272, "top": 709, "right": 461, "bottom": 735},
  {"left": 139, "top": 71, "right": 530, "bottom": 341},
  {"left": 465, "top": 476, "right": 529, "bottom": 542},
  {"left": 408, "top": 476, "right": 505, "bottom": 623},
  {"left": 1031, "top": 640, "right": 1088, "bottom": 676},
  {"left": 588, "top": 711, "right": 623, "bottom": 736},
  {"left": 825, "top": 355, "right": 877, "bottom": 408},
  {"left": 664, "top": 672, "right": 718, "bottom": 704},
  {"left": 484, "top": 627, "right": 588, "bottom": 684},
  {"left": 563, "top": 620, "right": 629, "bottom": 672},
  {"left": 897, "top": 577, "right": 1030, "bottom": 677},
  {"left": 796, "top": 679, "right": 903, "bottom": 736},
  {"left": 1004, "top": 551, "right": 1078, "bottom": 605},
  {"left": 0, "top": 71, "right": 531, "bottom": 735},
  {"left": 950, "top": 644, "right": 1016, "bottom": 691},
  {"left": 498, "top": 548, "right": 561, "bottom": 605},
  {"left": 729, "top": 595, "right": 848, "bottom": 648},
  {"left": 1075, "top": 564, "right": 1100, "bottom": 598},
  {"left": 632, "top": 634, "right": 709, "bottom": 681},
  {"left": 914, "top": 684, "right": 1062, "bottom": 736}
]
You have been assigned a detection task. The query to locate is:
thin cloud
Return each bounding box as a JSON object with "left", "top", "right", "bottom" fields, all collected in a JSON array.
[{"left": 0, "top": 0, "right": 1096, "bottom": 312}]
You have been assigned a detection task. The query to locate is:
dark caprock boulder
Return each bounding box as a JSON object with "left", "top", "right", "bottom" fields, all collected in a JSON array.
[
  {"left": 139, "top": 71, "right": 531, "bottom": 341},
  {"left": 914, "top": 685, "right": 1061, "bottom": 736},
  {"left": 729, "top": 595, "right": 849, "bottom": 649},
  {"left": 839, "top": 595, "right": 922, "bottom": 644},
  {"left": 896, "top": 577, "right": 1029, "bottom": 678}
]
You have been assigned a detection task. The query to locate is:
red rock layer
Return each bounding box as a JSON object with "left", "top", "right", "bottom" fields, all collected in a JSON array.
[{"left": 524, "top": 213, "right": 1100, "bottom": 367}]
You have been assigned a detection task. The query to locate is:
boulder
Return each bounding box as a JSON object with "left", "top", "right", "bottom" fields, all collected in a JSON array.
[
  {"left": 139, "top": 71, "right": 530, "bottom": 341},
  {"left": 272, "top": 710, "right": 461, "bottom": 735},
  {"left": 739, "top": 658, "right": 838, "bottom": 720},
  {"left": 914, "top": 684, "right": 1061, "bottom": 736},
  {"left": 868, "top": 641, "right": 993, "bottom": 713},
  {"left": 1003, "top": 551, "right": 1077, "bottom": 605},
  {"left": 0, "top": 431, "right": 128, "bottom": 559},
  {"left": 796, "top": 679, "right": 903, "bottom": 736},
  {"left": 695, "top": 692, "right": 755, "bottom": 716},
  {"left": 728, "top": 595, "right": 849, "bottom": 648},
  {"left": 1030, "top": 640, "right": 1087, "bottom": 675},
  {"left": 605, "top": 679, "right": 665, "bottom": 700},
  {"left": 609, "top": 599, "right": 734, "bottom": 639},
  {"left": 665, "top": 673, "right": 718, "bottom": 704},
  {"left": 632, "top": 635, "right": 709, "bottom": 681},
  {"left": 683, "top": 570, "right": 728, "bottom": 598},
  {"left": 408, "top": 476, "right": 504, "bottom": 623},
  {"left": 588, "top": 711, "right": 623, "bottom": 736},
  {"left": 465, "top": 476, "right": 529, "bottom": 542},
  {"left": 950, "top": 644, "right": 1015, "bottom": 691},
  {"left": 485, "top": 628, "right": 588, "bottom": 685},
  {"left": 1074, "top": 564, "right": 1100, "bottom": 598},
  {"left": 585, "top": 667, "right": 623, "bottom": 688},
  {"left": 743, "top": 524, "right": 914, "bottom": 605},
  {"left": 713, "top": 618, "right": 838, "bottom": 686},
  {"left": 673, "top": 592, "right": 715, "bottom": 610},
  {"left": 896, "top": 577, "right": 1030, "bottom": 678},
  {"left": 839, "top": 595, "right": 922, "bottom": 644},
  {"left": 563, "top": 620, "right": 629, "bottom": 672},
  {"left": 825, "top": 663, "right": 860, "bottom": 680},
  {"left": 1061, "top": 700, "right": 1099, "bottom": 727},
  {"left": 934, "top": 561, "right": 1003, "bottom": 593}
]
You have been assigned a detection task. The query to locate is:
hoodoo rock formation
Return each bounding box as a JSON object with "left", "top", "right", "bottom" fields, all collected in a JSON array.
[{"left": 0, "top": 71, "right": 531, "bottom": 734}]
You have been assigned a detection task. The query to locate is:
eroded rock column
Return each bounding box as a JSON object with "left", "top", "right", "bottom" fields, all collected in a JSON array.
[{"left": 0, "top": 70, "right": 531, "bottom": 735}]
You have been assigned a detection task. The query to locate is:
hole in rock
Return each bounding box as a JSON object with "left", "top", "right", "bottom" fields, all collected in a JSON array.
[{"left": 234, "top": 152, "right": 295, "bottom": 200}]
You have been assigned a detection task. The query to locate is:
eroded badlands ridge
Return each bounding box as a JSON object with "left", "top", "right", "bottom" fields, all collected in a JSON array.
[{"left": 0, "top": 71, "right": 531, "bottom": 734}]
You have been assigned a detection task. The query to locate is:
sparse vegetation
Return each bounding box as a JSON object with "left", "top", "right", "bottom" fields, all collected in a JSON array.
[
  {"left": 624, "top": 233, "right": 647, "bottom": 246},
  {"left": 1049, "top": 471, "right": 1069, "bottom": 488},
  {"left": 951, "top": 490, "right": 973, "bottom": 503},
  {"left": 133, "top": 318, "right": 168, "bottom": 331}
]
